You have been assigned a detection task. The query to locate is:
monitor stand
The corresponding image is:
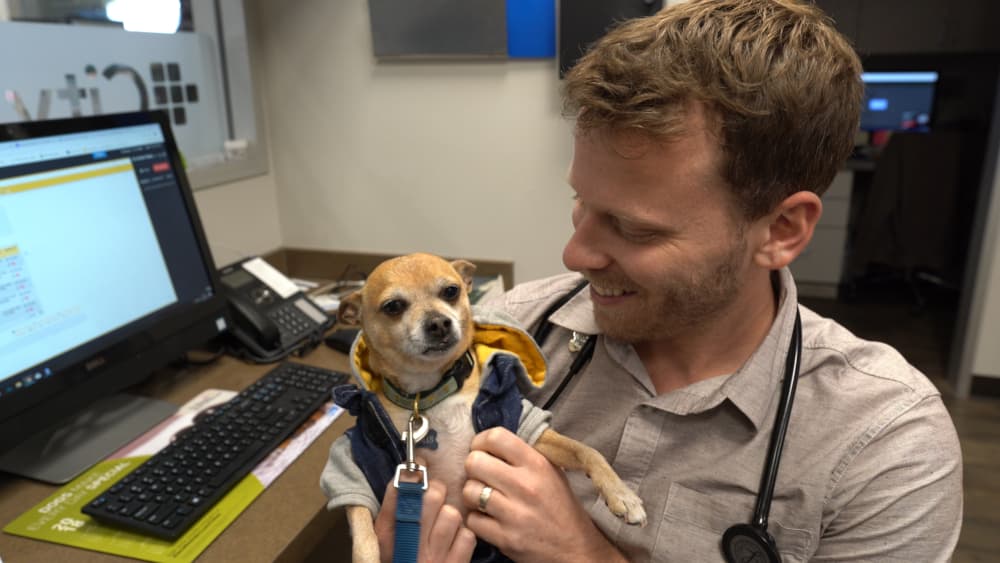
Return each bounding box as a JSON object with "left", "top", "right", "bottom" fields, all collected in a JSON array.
[{"left": 0, "top": 393, "right": 176, "bottom": 485}]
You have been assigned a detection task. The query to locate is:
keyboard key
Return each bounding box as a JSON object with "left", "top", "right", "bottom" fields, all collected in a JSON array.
[{"left": 133, "top": 503, "right": 156, "bottom": 520}]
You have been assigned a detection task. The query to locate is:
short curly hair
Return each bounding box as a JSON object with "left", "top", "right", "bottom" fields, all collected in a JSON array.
[{"left": 564, "top": 0, "right": 863, "bottom": 220}]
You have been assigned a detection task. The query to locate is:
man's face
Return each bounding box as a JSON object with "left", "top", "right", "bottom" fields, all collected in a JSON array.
[{"left": 563, "top": 114, "right": 753, "bottom": 343}]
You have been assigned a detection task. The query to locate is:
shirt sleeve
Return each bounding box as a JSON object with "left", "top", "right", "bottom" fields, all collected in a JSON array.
[
  {"left": 812, "top": 394, "right": 962, "bottom": 562},
  {"left": 320, "top": 433, "right": 382, "bottom": 515}
]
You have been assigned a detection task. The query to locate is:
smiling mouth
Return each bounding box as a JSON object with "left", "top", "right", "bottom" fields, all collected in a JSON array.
[{"left": 590, "top": 285, "right": 637, "bottom": 298}]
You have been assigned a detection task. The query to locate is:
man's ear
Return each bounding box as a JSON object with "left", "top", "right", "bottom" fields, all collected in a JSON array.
[
  {"left": 337, "top": 291, "right": 363, "bottom": 326},
  {"left": 752, "top": 191, "right": 822, "bottom": 270}
]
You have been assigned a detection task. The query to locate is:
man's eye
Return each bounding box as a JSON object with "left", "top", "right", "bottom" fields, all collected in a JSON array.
[
  {"left": 621, "top": 230, "right": 657, "bottom": 242},
  {"left": 614, "top": 219, "right": 657, "bottom": 242},
  {"left": 440, "top": 285, "right": 460, "bottom": 302},
  {"left": 380, "top": 299, "right": 407, "bottom": 316}
]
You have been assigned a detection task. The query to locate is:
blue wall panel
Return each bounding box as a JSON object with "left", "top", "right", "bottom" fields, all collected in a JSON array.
[{"left": 507, "top": 0, "right": 556, "bottom": 58}]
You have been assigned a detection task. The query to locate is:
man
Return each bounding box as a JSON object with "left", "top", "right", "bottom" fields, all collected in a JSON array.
[{"left": 372, "top": 0, "right": 963, "bottom": 561}]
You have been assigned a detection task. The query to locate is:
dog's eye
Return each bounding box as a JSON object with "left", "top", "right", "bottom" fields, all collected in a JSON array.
[
  {"left": 380, "top": 299, "right": 407, "bottom": 317},
  {"left": 440, "top": 285, "right": 460, "bottom": 302}
]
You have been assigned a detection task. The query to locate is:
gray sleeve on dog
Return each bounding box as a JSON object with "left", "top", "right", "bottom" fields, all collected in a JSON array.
[
  {"left": 517, "top": 398, "right": 553, "bottom": 445},
  {"left": 320, "top": 433, "right": 381, "bottom": 515}
]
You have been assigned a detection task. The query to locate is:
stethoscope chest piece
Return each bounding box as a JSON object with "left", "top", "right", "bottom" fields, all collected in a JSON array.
[{"left": 722, "top": 523, "right": 781, "bottom": 563}]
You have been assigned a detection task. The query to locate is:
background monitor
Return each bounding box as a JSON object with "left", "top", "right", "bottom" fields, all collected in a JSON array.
[
  {"left": 860, "top": 71, "right": 939, "bottom": 132},
  {"left": 0, "top": 110, "right": 227, "bottom": 483}
]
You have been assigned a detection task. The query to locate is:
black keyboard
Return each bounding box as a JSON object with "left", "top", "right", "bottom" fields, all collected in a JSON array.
[{"left": 82, "top": 361, "right": 349, "bottom": 540}]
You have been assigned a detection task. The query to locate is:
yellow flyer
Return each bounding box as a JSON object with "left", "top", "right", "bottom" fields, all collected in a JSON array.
[{"left": 3, "top": 389, "right": 342, "bottom": 563}]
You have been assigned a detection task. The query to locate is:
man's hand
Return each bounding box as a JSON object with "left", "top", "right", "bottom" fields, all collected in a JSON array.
[
  {"left": 462, "top": 427, "right": 627, "bottom": 563},
  {"left": 374, "top": 478, "right": 477, "bottom": 563}
]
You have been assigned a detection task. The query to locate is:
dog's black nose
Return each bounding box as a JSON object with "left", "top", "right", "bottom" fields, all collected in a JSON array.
[{"left": 423, "top": 315, "right": 453, "bottom": 339}]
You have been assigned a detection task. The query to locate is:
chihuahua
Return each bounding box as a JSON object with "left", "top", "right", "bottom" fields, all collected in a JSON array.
[{"left": 332, "top": 253, "right": 645, "bottom": 562}]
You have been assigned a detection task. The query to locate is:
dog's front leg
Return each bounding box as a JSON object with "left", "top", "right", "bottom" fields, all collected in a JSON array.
[
  {"left": 534, "top": 428, "right": 647, "bottom": 526},
  {"left": 346, "top": 505, "right": 381, "bottom": 563}
]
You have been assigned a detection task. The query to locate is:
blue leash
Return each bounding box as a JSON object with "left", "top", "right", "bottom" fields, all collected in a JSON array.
[
  {"left": 392, "top": 412, "right": 428, "bottom": 563},
  {"left": 393, "top": 480, "right": 424, "bottom": 563}
]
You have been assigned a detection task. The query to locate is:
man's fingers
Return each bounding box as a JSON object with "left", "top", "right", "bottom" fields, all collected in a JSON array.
[
  {"left": 374, "top": 483, "right": 398, "bottom": 563},
  {"left": 375, "top": 482, "right": 398, "bottom": 536},
  {"left": 422, "top": 504, "right": 466, "bottom": 562},
  {"left": 418, "top": 480, "right": 448, "bottom": 553},
  {"left": 465, "top": 509, "right": 506, "bottom": 549},
  {"left": 381, "top": 481, "right": 398, "bottom": 512},
  {"left": 467, "top": 427, "right": 551, "bottom": 501},
  {"left": 376, "top": 477, "right": 477, "bottom": 563},
  {"left": 469, "top": 427, "right": 534, "bottom": 465},
  {"left": 461, "top": 479, "right": 508, "bottom": 518},
  {"left": 417, "top": 480, "right": 477, "bottom": 563},
  {"left": 445, "top": 527, "right": 478, "bottom": 563}
]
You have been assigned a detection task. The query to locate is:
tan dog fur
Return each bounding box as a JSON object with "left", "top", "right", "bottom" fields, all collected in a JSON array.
[{"left": 337, "top": 253, "right": 645, "bottom": 562}]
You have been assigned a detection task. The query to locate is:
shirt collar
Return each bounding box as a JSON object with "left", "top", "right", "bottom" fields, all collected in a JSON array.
[
  {"left": 721, "top": 268, "right": 800, "bottom": 430},
  {"left": 548, "top": 278, "right": 601, "bottom": 334},
  {"left": 544, "top": 269, "right": 800, "bottom": 431}
]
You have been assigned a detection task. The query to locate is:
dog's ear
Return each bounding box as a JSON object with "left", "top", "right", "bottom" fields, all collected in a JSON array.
[
  {"left": 337, "top": 290, "right": 363, "bottom": 326},
  {"left": 450, "top": 259, "right": 477, "bottom": 292}
]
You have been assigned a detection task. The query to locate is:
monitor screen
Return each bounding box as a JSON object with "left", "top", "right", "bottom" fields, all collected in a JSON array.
[
  {"left": 0, "top": 111, "right": 227, "bottom": 482},
  {"left": 860, "top": 71, "right": 938, "bottom": 132}
]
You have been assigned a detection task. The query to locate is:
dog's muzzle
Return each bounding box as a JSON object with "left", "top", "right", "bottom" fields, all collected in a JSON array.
[{"left": 421, "top": 313, "right": 457, "bottom": 353}]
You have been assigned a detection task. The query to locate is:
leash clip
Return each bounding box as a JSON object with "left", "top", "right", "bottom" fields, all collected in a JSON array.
[
  {"left": 393, "top": 411, "right": 428, "bottom": 563},
  {"left": 393, "top": 412, "right": 428, "bottom": 490},
  {"left": 399, "top": 392, "right": 429, "bottom": 446}
]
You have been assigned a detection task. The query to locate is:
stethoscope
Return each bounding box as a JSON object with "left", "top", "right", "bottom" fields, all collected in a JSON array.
[{"left": 533, "top": 281, "right": 803, "bottom": 563}]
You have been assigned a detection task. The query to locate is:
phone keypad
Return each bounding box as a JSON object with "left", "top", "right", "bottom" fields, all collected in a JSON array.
[{"left": 269, "top": 304, "right": 316, "bottom": 341}]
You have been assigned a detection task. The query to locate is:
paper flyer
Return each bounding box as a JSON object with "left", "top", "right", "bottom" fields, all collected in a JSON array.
[{"left": 3, "top": 389, "right": 343, "bottom": 563}]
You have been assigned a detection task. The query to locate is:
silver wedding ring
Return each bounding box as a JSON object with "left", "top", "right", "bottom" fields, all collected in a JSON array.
[{"left": 477, "top": 485, "right": 494, "bottom": 513}]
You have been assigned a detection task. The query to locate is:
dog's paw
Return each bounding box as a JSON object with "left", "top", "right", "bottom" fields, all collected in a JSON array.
[{"left": 604, "top": 486, "right": 647, "bottom": 527}]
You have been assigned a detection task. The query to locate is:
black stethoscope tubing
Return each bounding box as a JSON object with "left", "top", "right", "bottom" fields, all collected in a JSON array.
[
  {"left": 753, "top": 309, "right": 801, "bottom": 531},
  {"left": 533, "top": 281, "right": 803, "bottom": 562},
  {"left": 534, "top": 280, "right": 593, "bottom": 411}
]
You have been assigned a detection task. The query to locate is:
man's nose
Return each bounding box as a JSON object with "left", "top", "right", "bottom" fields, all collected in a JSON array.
[{"left": 562, "top": 211, "right": 611, "bottom": 273}]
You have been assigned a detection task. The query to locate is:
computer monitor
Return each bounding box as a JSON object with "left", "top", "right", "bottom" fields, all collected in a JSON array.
[
  {"left": 0, "top": 111, "right": 228, "bottom": 484},
  {"left": 860, "top": 71, "right": 939, "bottom": 132}
]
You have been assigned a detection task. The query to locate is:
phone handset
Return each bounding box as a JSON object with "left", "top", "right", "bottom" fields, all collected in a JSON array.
[
  {"left": 226, "top": 291, "right": 281, "bottom": 353},
  {"left": 218, "top": 257, "right": 332, "bottom": 363}
]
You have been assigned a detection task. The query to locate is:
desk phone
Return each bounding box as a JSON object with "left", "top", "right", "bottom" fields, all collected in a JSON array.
[{"left": 219, "top": 258, "right": 333, "bottom": 363}]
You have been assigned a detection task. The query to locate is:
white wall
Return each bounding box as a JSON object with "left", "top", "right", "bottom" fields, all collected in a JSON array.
[
  {"left": 193, "top": 171, "right": 283, "bottom": 267},
  {"left": 969, "top": 136, "right": 1000, "bottom": 380},
  {"left": 250, "top": 0, "right": 575, "bottom": 284},
  {"left": 972, "top": 243, "right": 1000, "bottom": 377},
  {"left": 186, "top": 0, "right": 687, "bottom": 281}
]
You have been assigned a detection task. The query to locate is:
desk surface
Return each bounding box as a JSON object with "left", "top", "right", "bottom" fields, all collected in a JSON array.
[{"left": 0, "top": 345, "right": 355, "bottom": 563}]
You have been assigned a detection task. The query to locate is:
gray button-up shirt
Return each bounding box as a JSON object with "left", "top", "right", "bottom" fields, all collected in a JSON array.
[{"left": 480, "top": 268, "right": 962, "bottom": 562}]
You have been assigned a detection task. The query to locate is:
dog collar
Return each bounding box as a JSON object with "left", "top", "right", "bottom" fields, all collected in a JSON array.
[{"left": 382, "top": 350, "right": 475, "bottom": 412}]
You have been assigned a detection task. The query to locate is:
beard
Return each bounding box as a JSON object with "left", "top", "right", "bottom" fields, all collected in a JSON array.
[{"left": 587, "top": 235, "right": 748, "bottom": 343}]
